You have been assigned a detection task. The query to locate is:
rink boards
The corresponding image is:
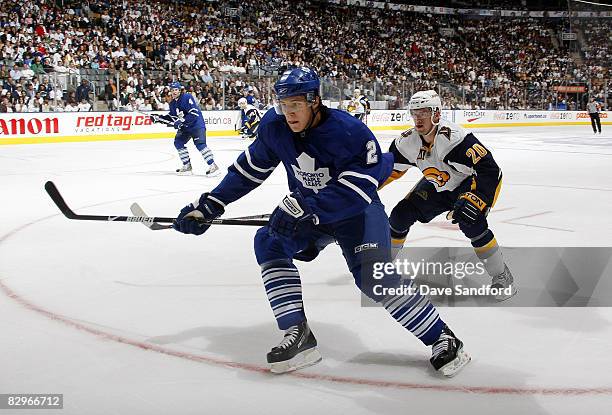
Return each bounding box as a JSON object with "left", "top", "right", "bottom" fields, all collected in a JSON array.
[{"left": 0, "top": 109, "right": 609, "bottom": 145}]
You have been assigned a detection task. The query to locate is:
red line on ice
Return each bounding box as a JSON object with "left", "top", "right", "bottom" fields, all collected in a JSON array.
[{"left": 2, "top": 216, "right": 612, "bottom": 396}]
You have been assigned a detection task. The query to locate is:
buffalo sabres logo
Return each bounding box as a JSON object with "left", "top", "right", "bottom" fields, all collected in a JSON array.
[{"left": 423, "top": 167, "right": 450, "bottom": 187}]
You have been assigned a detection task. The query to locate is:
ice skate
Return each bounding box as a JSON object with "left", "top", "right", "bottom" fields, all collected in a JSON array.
[
  {"left": 491, "top": 264, "right": 517, "bottom": 301},
  {"left": 267, "top": 321, "right": 322, "bottom": 374},
  {"left": 176, "top": 163, "right": 192, "bottom": 175},
  {"left": 430, "top": 324, "right": 471, "bottom": 377},
  {"left": 204, "top": 162, "right": 221, "bottom": 177}
]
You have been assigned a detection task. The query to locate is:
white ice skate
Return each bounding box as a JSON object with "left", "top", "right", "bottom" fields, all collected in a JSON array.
[
  {"left": 491, "top": 265, "right": 517, "bottom": 301},
  {"left": 204, "top": 163, "right": 221, "bottom": 177},
  {"left": 176, "top": 163, "right": 193, "bottom": 175}
]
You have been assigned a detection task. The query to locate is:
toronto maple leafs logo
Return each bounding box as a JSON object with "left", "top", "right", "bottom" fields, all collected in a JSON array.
[{"left": 291, "top": 153, "right": 331, "bottom": 193}]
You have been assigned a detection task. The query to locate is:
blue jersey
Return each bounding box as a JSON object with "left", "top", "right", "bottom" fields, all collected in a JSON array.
[
  {"left": 209, "top": 107, "right": 393, "bottom": 224},
  {"left": 169, "top": 93, "right": 206, "bottom": 131}
]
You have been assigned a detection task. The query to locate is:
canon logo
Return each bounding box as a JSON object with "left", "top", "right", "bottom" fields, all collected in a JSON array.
[{"left": 0, "top": 117, "right": 59, "bottom": 135}]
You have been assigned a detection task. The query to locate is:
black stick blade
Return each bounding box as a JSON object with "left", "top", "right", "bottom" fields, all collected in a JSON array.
[{"left": 45, "top": 181, "right": 77, "bottom": 219}]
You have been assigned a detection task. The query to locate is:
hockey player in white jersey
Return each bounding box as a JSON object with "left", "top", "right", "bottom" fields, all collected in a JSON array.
[
  {"left": 237, "top": 97, "right": 262, "bottom": 140},
  {"left": 383, "top": 90, "right": 516, "bottom": 301},
  {"left": 349, "top": 88, "right": 370, "bottom": 122}
]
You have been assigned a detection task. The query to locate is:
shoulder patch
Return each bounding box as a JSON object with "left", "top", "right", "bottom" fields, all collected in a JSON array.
[{"left": 439, "top": 126, "right": 451, "bottom": 140}]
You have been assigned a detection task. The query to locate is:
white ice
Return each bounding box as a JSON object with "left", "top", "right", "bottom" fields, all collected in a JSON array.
[{"left": 1, "top": 125, "right": 611, "bottom": 415}]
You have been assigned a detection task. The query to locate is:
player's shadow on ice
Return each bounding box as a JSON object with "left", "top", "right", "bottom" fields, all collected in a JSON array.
[
  {"left": 146, "top": 321, "right": 378, "bottom": 365},
  {"left": 146, "top": 322, "right": 548, "bottom": 414}
]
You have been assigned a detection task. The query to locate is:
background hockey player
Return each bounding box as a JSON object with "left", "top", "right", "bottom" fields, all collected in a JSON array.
[
  {"left": 154, "top": 82, "right": 219, "bottom": 176},
  {"left": 382, "top": 90, "right": 515, "bottom": 301},
  {"left": 348, "top": 88, "right": 370, "bottom": 122},
  {"left": 172, "top": 68, "right": 470, "bottom": 377},
  {"left": 238, "top": 97, "right": 262, "bottom": 140}
]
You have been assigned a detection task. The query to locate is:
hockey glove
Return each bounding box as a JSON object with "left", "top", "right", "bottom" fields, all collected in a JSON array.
[
  {"left": 450, "top": 192, "right": 489, "bottom": 225},
  {"left": 268, "top": 191, "right": 319, "bottom": 238},
  {"left": 173, "top": 120, "right": 183, "bottom": 130},
  {"left": 173, "top": 193, "right": 225, "bottom": 235}
]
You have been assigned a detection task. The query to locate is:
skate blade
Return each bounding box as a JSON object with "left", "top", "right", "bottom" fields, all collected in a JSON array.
[
  {"left": 269, "top": 347, "right": 322, "bottom": 374},
  {"left": 176, "top": 170, "right": 193, "bottom": 176},
  {"left": 495, "top": 286, "right": 518, "bottom": 302},
  {"left": 439, "top": 348, "right": 471, "bottom": 378}
]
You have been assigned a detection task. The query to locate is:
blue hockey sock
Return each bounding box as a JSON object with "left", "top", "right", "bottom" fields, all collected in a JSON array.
[
  {"left": 381, "top": 284, "right": 445, "bottom": 346},
  {"left": 261, "top": 260, "right": 306, "bottom": 330}
]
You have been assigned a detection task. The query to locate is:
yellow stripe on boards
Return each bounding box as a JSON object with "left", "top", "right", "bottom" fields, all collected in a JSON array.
[
  {"left": 0, "top": 130, "right": 242, "bottom": 145},
  {"left": 460, "top": 121, "right": 612, "bottom": 128},
  {"left": 369, "top": 125, "right": 412, "bottom": 131}
]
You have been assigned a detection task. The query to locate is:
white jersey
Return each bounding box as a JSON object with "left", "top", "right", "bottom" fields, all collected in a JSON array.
[
  {"left": 242, "top": 104, "right": 262, "bottom": 128},
  {"left": 389, "top": 119, "right": 502, "bottom": 203},
  {"left": 349, "top": 95, "right": 368, "bottom": 114}
]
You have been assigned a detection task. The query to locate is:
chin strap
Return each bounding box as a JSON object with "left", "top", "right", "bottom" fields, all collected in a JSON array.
[{"left": 423, "top": 108, "right": 441, "bottom": 136}]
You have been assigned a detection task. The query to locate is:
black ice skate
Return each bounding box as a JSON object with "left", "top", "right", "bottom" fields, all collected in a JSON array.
[
  {"left": 267, "top": 321, "right": 322, "bottom": 374},
  {"left": 491, "top": 264, "right": 517, "bottom": 301},
  {"left": 430, "top": 325, "right": 471, "bottom": 377}
]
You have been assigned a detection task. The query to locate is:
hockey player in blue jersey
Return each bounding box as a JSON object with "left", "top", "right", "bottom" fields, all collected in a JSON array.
[
  {"left": 156, "top": 82, "right": 219, "bottom": 176},
  {"left": 172, "top": 68, "right": 470, "bottom": 377}
]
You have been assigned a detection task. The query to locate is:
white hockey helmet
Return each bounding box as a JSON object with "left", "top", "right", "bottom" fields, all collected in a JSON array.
[
  {"left": 409, "top": 90, "right": 442, "bottom": 113},
  {"left": 238, "top": 97, "right": 247, "bottom": 109}
]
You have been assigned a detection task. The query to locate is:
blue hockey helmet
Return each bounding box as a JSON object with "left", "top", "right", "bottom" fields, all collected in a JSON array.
[
  {"left": 273, "top": 67, "right": 320, "bottom": 102},
  {"left": 169, "top": 81, "right": 182, "bottom": 90}
]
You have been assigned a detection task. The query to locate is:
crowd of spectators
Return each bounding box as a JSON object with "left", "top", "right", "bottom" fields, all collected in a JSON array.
[{"left": 0, "top": 0, "right": 609, "bottom": 114}]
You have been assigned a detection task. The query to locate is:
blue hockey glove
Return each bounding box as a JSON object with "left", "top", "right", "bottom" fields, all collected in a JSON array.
[
  {"left": 268, "top": 191, "right": 319, "bottom": 238},
  {"left": 450, "top": 192, "right": 489, "bottom": 225},
  {"left": 173, "top": 120, "right": 183, "bottom": 130},
  {"left": 173, "top": 193, "right": 225, "bottom": 235}
]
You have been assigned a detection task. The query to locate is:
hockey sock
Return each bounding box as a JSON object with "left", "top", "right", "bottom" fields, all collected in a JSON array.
[
  {"left": 261, "top": 260, "right": 306, "bottom": 330},
  {"left": 177, "top": 147, "right": 190, "bottom": 165},
  {"left": 382, "top": 284, "right": 445, "bottom": 346},
  {"left": 471, "top": 230, "right": 505, "bottom": 277},
  {"left": 200, "top": 146, "right": 214, "bottom": 165}
]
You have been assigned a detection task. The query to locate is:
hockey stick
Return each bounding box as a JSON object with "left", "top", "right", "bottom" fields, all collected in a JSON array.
[
  {"left": 45, "top": 181, "right": 269, "bottom": 227},
  {"left": 130, "top": 202, "right": 270, "bottom": 230},
  {"left": 135, "top": 110, "right": 174, "bottom": 126},
  {"left": 129, "top": 203, "right": 174, "bottom": 230}
]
